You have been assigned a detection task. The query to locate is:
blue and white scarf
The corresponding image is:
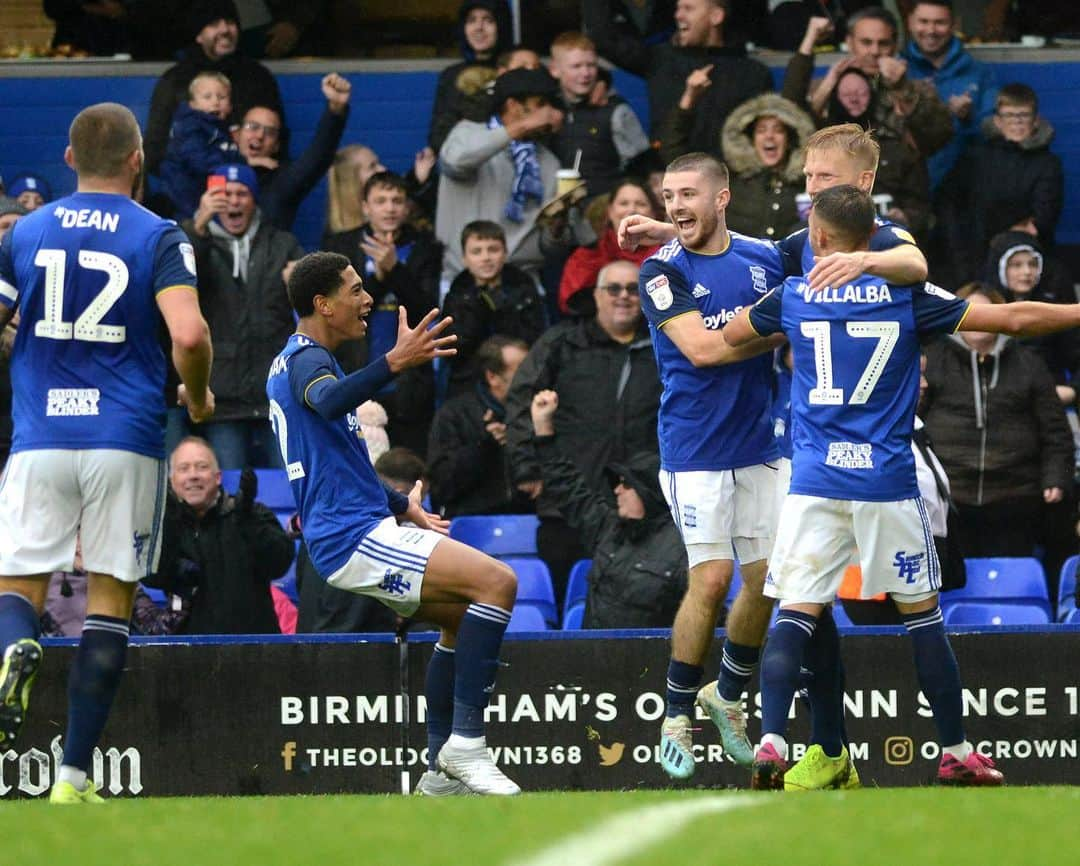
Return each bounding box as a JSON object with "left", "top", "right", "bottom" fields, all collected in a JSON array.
[{"left": 489, "top": 115, "right": 544, "bottom": 223}]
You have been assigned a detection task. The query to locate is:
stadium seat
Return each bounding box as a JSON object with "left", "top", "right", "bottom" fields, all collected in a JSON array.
[
  {"left": 1065, "top": 607, "right": 1080, "bottom": 625},
  {"left": 945, "top": 558, "right": 1052, "bottom": 617},
  {"left": 140, "top": 583, "right": 168, "bottom": 606},
  {"left": 502, "top": 558, "right": 557, "bottom": 625},
  {"left": 220, "top": 468, "right": 296, "bottom": 512},
  {"left": 506, "top": 604, "right": 550, "bottom": 632},
  {"left": 449, "top": 515, "right": 539, "bottom": 557},
  {"left": 565, "top": 559, "right": 592, "bottom": 610},
  {"left": 944, "top": 602, "right": 1051, "bottom": 627},
  {"left": 562, "top": 601, "right": 585, "bottom": 630},
  {"left": 1058, "top": 556, "right": 1078, "bottom": 621}
]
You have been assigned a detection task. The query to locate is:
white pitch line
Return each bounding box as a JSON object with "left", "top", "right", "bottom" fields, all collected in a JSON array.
[{"left": 506, "top": 794, "right": 764, "bottom": 866}]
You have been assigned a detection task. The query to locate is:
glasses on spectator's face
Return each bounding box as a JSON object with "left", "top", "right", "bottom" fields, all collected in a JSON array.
[
  {"left": 242, "top": 120, "right": 280, "bottom": 137},
  {"left": 599, "top": 282, "right": 639, "bottom": 297},
  {"left": 997, "top": 109, "right": 1034, "bottom": 122}
]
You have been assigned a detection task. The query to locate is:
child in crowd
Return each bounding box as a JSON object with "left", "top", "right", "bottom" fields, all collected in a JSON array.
[
  {"left": 323, "top": 171, "right": 443, "bottom": 456},
  {"left": 158, "top": 71, "right": 240, "bottom": 219},
  {"left": 442, "top": 219, "right": 546, "bottom": 396}
]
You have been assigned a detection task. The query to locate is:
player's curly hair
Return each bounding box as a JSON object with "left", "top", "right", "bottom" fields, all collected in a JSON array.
[{"left": 287, "top": 251, "right": 354, "bottom": 317}]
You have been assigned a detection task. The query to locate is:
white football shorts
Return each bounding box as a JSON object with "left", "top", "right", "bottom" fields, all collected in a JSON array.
[
  {"left": 659, "top": 461, "right": 785, "bottom": 568},
  {"left": 325, "top": 516, "right": 442, "bottom": 616},
  {"left": 765, "top": 494, "right": 940, "bottom": 604},
  {"left": 0, "top": 448, "right": 167, "bottom": 582}
]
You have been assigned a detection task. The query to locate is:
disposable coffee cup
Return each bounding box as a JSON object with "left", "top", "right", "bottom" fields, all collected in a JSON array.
[
  {"left": 795, "top": 193, "right": 812, "bottom": 222},
  {"left": 557, "top": 169, "right": 582, "bottom": 197}
]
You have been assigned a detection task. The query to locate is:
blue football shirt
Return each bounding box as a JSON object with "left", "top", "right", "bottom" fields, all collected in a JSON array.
[
  {"left": 266, "top": 333, "right": 397, "bottom": 579},
  {"left": 639, "top": 233, "right": 785, "bottom": 472},
  {"left": 0, "top": 193, "right": 196, "bottom": 458},
  {"left": 748, "top": 276, "right": 968, "bottom": 501},
  {"left": 777, "top": 218, "right": 918, "bottom": 277}
]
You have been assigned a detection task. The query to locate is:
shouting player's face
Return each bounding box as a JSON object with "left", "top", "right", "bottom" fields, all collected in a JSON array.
[
  {"left": 325, "top": 265, "right": 373, "bottom": 339},
  {"left": 662, "top": 169, "right": 728, "bottom": 252},
  {"left": 803, "top": 148, "right": 875, "bottom": 197}
]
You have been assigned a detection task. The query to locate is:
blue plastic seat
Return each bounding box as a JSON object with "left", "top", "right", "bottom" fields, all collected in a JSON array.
[
  {"left": 830, "top": 602, "right": 855, "bottom": 628},
  {"left": 1065, "top": 607, "right": 1080, "bottom": 625},
  {"left": 1058, "top": 556, "right": 1078, "bottom": 621},
  {"left": 506, "top": 604, "right": 550, "bottom": 632},
  {"left": 449, "top": 515, "right": 539, "bottom": 557},
  {"left": 565, "top": 559, "right": 592, "bottom": 610},
  {"left": 946, "top": 558, "right": 1051, "bottom": 617},
  {"left": 139, "top": 583, "right": 168, "bottom": 606},
  {"left": 503, "top": 558, "right": 557, "bottom": 625},
  {"left": 562, "top": 601, "right": 585, "bottom": 630},
  {"left": 944, "top": 602, "right": 1051, "bottom": 626},
  {"left": 219, "top": 468, "right": 295, "bottom": 512}
]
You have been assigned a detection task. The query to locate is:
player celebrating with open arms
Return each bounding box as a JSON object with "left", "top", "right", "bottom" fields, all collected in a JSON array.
[{"left": 266, "top": 251, "right": 521, "bottom": 796}]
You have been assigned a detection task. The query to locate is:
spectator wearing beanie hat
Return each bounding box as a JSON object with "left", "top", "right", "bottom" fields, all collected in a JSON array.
[
  {"left": 144, "top": 0, "right": 285, "bottom": 179},
  {"left": 180, "top": 164, "right": 304, "bottom": 469},
  {"left": 7, "top": 174, "right": 52, "bottom": 212},
  {"left": 0, "top": 199, "right": 27, "bottom": 240}
]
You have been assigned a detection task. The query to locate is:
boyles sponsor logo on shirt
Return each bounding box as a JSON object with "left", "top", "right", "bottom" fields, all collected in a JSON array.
[
  {"left": 702, "top": 306, "right": 743, "bottom": 329},
  {"left": 46, "top": 388, "right": 100, "bottom": 417},
  {"left": 645, "top": 274, "right": 673, "bottom": 311},
  {"left": 893, "top": 551, "right": 925, "bottom": 584},
  {"left": 825, "top": 441, "right": 873, "bottom": 469},
  {"left": 749, "top": 265, "right": 769, "bottom": 294}
]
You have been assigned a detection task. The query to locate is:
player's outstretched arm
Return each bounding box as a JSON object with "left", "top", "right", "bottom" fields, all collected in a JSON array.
[
  {"left": 808, "top": 243, "right": 927, "bottom": 292},
  {"left": 960, "top": 300, "right": 1080, "bottom": 338},
  {"left": 385, "top": 307, "right": 456, "bottom": 373},
  {"left": 617, "top": 214, "right": 676, "bottom": 251},
  {"left": 158, "top": 287, "right": 214, "bottom": 423},
  {"left": 663, "top": 311, "right": 785, "bottom": 366}
]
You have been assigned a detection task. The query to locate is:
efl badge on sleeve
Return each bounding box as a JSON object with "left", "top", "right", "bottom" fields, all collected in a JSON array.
[{"left": 646, "top": 274, "right": 673, "bottom": 311}]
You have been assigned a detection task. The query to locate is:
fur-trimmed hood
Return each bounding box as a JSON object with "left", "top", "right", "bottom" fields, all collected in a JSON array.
[
  {"left": 722, "top": 93, "right": 816, "bottom": 182},
  {"left": 979, "top": 113, "right": 1056, "bottom": 151}
]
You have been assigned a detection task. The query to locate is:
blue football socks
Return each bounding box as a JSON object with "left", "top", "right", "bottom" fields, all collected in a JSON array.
[
  {"left": 452, "top": 604, "right": 511, "bottom": 739},
  {"left": 902, "top": 606, "right": 965, "bottom": 747},
  {"left": 425, "top": 643, "right": 455, "bottom": 769}
]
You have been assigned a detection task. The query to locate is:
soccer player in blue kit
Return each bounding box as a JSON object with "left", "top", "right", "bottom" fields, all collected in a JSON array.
[
  {"left": 725, "top": 184, "right": 1080, "bottom": 789},
  {"left": 630, "top": 127, "right": 929, "bottom": 781},
  {"left": 0, "top": 103, "right": 214, "bottom": 803},
  {"left": 266, "top": 251, "right": 521, "bottom": 796}
]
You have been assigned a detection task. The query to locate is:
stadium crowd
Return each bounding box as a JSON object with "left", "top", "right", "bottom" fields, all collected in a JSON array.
[{"left": 0, "top": 0, "right": 1077, "bottom": 641}]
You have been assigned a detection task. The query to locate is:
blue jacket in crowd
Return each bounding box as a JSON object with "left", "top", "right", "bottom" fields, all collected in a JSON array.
[
  {"left": 158, "top": 103, "right": 239, "bottom": 219},
  {"left": 902, "top": 36, "right": 998, "bottom": 190}
]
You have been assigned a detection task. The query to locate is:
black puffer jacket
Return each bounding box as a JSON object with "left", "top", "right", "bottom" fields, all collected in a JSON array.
[
  {"left": 922, "top": 334, "right": 1074, "bottom": 506},
  {"left": 536, "top": 439, "right": 686, "bottom": 628},
  {"left": 505, "top": 317, "right": 661, "bottom": 519},
  {"left": 152, "top": 490, "right": 294, "bottom": 635}
]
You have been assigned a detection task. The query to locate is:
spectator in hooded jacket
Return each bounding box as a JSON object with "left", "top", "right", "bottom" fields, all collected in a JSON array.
[
  {"left": 718, "top": 93, "right": 816, "bottom": 241},
  {"left": 530, "top": 389, "right": 686, "bottom": 628},
  {"left": 428, "top": 0, "right": 514, "bottom": 154},
  {"left": 922, "top": 282, "right": 1074, "bottom": 563}
]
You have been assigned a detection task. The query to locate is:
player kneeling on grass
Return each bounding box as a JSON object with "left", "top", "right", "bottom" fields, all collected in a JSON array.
[
  {"left": 721, "top": 185, "right": 1080, "bottom": 789},
  {"left": 267, "top": 251, "right": 520, "bottom": 796}
]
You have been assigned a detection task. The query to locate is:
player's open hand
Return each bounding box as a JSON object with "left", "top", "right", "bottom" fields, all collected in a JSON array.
[
  {"left": 385, "top": 307, "right": 456, "bottom": 373},
  {"left": 808, "top": 251, "right": 868, "bottom": 292},
  {"left": 530, "top": 389, "right": 558, "bottom": 436},
  {"left": 401, "top": 480, "right": 450, "bottom": 534},
  {"left": 178, "top": 384, "right": 215, "bottom": 424},
  {"left": 617, "top": 214, "right": 675, "bottom": 251}
]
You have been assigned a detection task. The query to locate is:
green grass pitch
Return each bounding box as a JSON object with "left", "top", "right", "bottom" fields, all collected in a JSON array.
[{"left": 2, "top": 787, "right": 1075, "bottom": 866}]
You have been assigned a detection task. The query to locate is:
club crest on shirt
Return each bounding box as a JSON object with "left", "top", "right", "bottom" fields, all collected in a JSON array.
[
  {"left": 749, "top": 265, "right": 769, "bottom": 294},
  {"left": 645, "top": 274, "right": 673, "bottom": 311}
]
